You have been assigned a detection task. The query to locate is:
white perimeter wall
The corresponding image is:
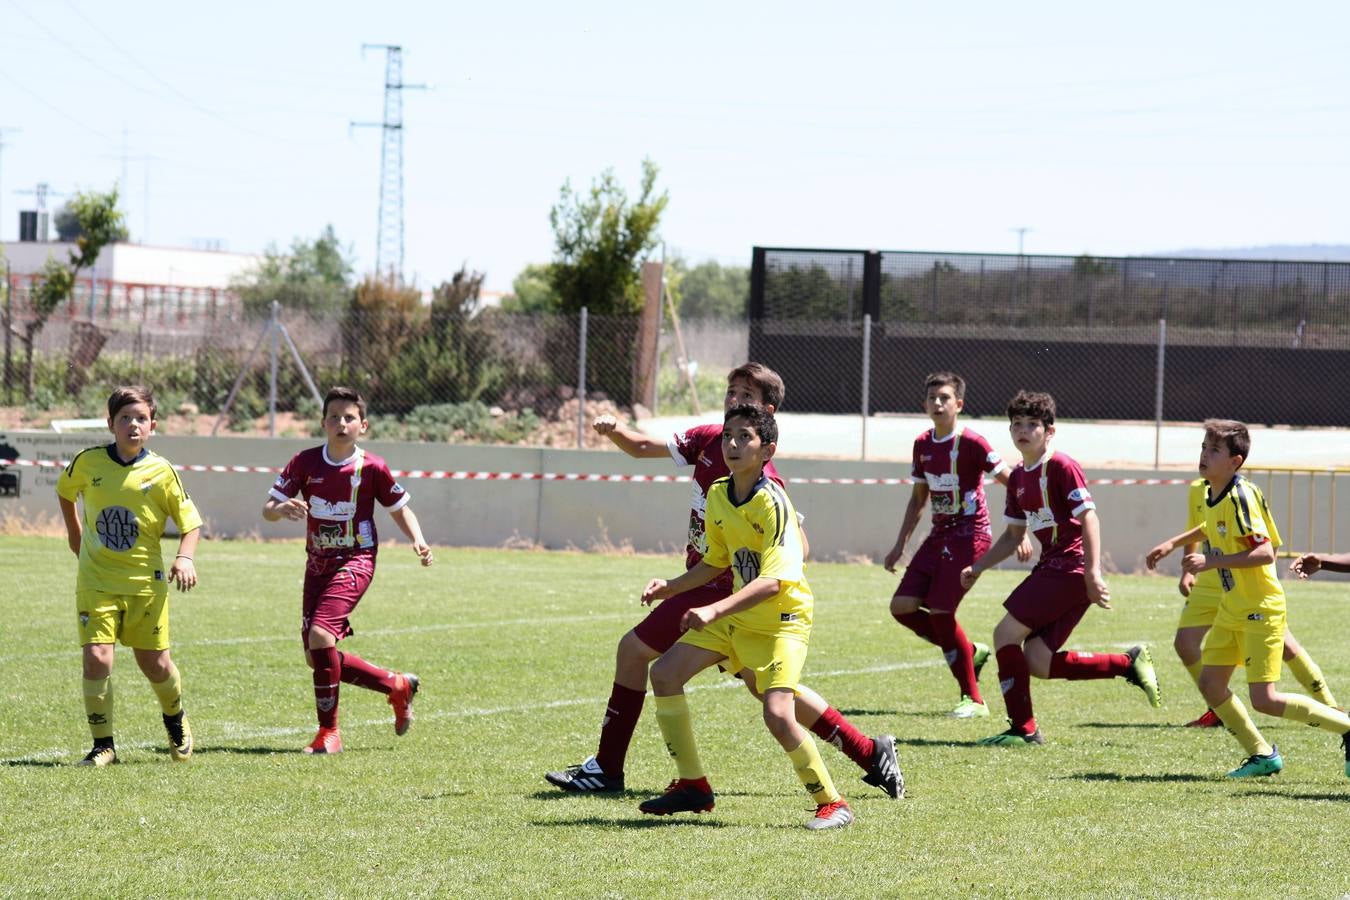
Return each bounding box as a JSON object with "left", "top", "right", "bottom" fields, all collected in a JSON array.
[{"left": 4, "top": 431, "right": 1347, "bottom": 581}]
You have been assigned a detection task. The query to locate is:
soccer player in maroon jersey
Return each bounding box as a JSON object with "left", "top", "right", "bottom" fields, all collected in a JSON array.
[
  {"left": 883, "top": 372, "right": 1031, "bottom": 719},
  {"left": 546, "top": 363, "right": 902, "bottom": 798},
  {"left": 959, "top": 390, "right": 1161, "bottom": 745},
  {"left": 263, "top": 386, "right": 433, "bottom": 754}
]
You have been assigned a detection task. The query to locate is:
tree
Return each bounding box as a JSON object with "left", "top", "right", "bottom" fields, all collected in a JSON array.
[
  {"left": 4, "top": 188, "right": 125, "bottom": 401},
  {"left": 54, "top": 200, "right": 130, "bottom": 244},
  {"left": 547, "top": 159, "right": 668, "bottom": 315},
  {"left": 233, "top": 225, "right": 354, "bottom": 316},
  {"left": 669, "top": 258, "right": 749, "bottom": 320},
  {"left": 500, "top": 263, "right": 561, "bottom": 313}
]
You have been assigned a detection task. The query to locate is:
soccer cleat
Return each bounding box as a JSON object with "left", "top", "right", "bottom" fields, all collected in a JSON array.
[
  {"left": 1124, "top": 645, "right": 1163, "bottom": 708},
  {"left": 302, "top": 726, "right": 343, "bottom": 755},
  {"left": 389, "top": 673, "right": 420, "bottom": 737},
  {"left": 1342, "top": 732, "right": 1350, "bottom": 779},
  {"left": 805, "top": 798, "right": 854, "bottom": 831},
  {"left": 949, "top": 695, "right": 990, "bottom": 719},
  {"left": 76, "top": 744, "right": 118, "bottom": 767},
  {"left": 164, "top": 711, "right": 193, "bottom": 761},
  {"left": 544, "top": 755, "right": 625, "bottom": 793},
  {"left": 972, "top": 642, "right": 992, "bottom": 681},
  {"left": 1226, "top": 745, "right": 1282, "bottom": 778},
  {"left": 1185, "top": 709, "right": 1223, "bottom": 728},
  {"left": 638, "top": 778, "right": 715, "bottom": 816},
  {"left": 978, "top": 726, "right": 1045, "bottom": 747},
  {"left": 860, "top": 734, "right": 904, "bottom": 799}
]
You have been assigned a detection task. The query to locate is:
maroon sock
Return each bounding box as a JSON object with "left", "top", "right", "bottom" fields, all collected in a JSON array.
[
  {"left": 995, "top": 645, "right": 1037, "bottom": 735},
  {"left": 809, "top": 706, "right": 875, "bottom": 772},
  {"left": 930, "top": 614, "right": 983, "bottom": 703},
  {"left": 1047, "top": 650, "right": 1131, "bottom": 680},
  {"left": 595, "top": 683, "right": 646, "bottom": 777},
  {"left": 338, "top": 651, "right": 397, "bottom": 694},
  {"left": 308, "top": 647, "right": 341, "bottom": 729},
  {"left": 894, "top": 609, "right": 938, "bottom": 644}
]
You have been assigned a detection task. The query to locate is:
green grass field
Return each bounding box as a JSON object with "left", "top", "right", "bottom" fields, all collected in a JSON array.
[{"left": 3, "top": 535, "right": 1349, "bottom": 897}]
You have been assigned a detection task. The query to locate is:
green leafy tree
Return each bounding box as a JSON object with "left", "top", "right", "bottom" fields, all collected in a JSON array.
[
  {"left": 54, "top": 199, "right": 130, "bottom": 244},
  {"left": 233, "top": 225, "right": 354, "bottom": 316},
  {"left": 5, "top": 188, "right": 125, "bottom": 401},
  {"left": 547, "top": 159, "right": 668, "bottom": 315},
  {"left": 340, "top": 275, "right": 422, "bottom": 402},
  {"left": 669, "top": 258, "right": 748, "bottom": 320},
  {"left": 500, "top": 263, "right": 561, "bottom": 313}
]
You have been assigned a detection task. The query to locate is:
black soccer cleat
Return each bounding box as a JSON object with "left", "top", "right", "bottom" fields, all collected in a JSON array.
[
  {"left": 860, "top": 733, "right": 905, "bottom": 799},
  {"left": 545, "top": 756, "right": 625, "bottom": 793},
  {"left": 638, "top": 778, "right": 715, "bottom": 816}
]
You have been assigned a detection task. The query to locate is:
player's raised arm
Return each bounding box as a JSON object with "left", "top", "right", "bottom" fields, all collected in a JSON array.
[{"left": 593, "top": 415, "right": 669, "bottom": 459}]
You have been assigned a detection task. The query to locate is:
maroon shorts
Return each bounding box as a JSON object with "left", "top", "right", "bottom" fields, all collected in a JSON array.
[
  {"left": 632, "top": 580, "right": 731, "bottom": 653},
  {"left": 1003, "top": 567, "right": 1090, "bottom": 652},
  {"left": 301, "top": 554, "right": 375, "bottom": 645},
  {"left": 895, "top": 531, "right": 992, "bottom": 613}
]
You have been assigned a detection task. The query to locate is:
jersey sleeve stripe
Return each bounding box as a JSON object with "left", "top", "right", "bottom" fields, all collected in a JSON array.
[
  {"left": 267, "top": 487, "right": 290, "bottom": 503},
  {"left": 765, "top": 481, "right": 788, "bottom": 546},
  {"left": 386, "top": 492, "right": 411, "bottom": 512},
  {"left": 63, "top": 446, "right": 99, "bottom": 476},
  {"left": 1232, "top": 483, "right": 1255, "bottom": 535}
]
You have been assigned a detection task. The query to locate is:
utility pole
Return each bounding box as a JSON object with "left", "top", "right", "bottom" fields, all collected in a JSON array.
[
  {"left": 1011, "top": 226, "right": 1032, "bottom": 257},
  {"left": 102, "top": 131, "right": 151, "bottom": 242},
  {"left": 0, "top": 127, "right": 20, "bottom": 241},
  {"left": 351, "top": 44, "right": 426, "bottom": 282}
]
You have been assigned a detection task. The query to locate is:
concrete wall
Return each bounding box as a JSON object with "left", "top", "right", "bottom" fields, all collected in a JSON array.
[{"left": 4, "top": 430, "right": 1347, "bottom": 580}]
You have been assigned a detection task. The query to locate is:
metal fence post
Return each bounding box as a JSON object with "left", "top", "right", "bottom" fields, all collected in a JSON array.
[
  {"left": 268, "top": 300, "right": 280, "bottom": 437},
  {"left": 1154, "top": 318, "right": 1166, "bottom": 469},
  {"left": 577, "top": 306, "right": 588, "bottom": 449},
  {"left": 861, "top": 313, "right": 872, "bottom": 461}
]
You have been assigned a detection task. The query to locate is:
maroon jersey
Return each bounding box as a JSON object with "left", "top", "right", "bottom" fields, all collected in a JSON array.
[
  {"left": 669, "top": 423, "right": 783, "bottom": 582},
  {"left": 1003, "top": 450, "right": 1095, "bottom": 574},
  {"left": 910, "top": 426, "right": 1006, "bottom": 538},
  {"left": 268, "top": 445, "right": 409, "bottom": 568}
]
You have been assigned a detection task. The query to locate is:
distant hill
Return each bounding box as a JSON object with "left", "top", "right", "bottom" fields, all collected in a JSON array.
[{"left": 1158, "top": 244, "right": 1350, "bottom": 262}]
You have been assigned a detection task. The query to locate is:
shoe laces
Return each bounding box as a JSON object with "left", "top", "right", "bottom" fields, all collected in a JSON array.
[{"left": 815, "top": 799, "right": 848, "bottom": 818}]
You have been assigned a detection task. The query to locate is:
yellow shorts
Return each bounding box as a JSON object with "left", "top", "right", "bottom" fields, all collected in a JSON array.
[
  {"left": 1176, "top": 584, "right": 1223, "bottom": 630},
  {"left": 679, "top": 619, "right": 810, "bottom": 694},
  {"left": 1201, "top": 598, "right": 1285, "bottom": 683},
  {"left": 77, "top": 586, "right": 171, "bottom": 651}
]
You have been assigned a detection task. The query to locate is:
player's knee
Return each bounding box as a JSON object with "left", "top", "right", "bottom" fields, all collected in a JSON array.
[
  {"left": 617, "top": 630, "right": 659, "bottom": 666},
  {"left": 993, "top": 618, "right": 1026, "bottom": 649},
  {"left": 1172, "top": 632, "right": 1195, "bottom": 660},
  {"left": 890, "top": 593, "right": 920, "bottom": 617},
  {"left": 648, "top": 658, "right": 681, "bottom": 694},
  {"left": 1248, "top": 690, "right": 1282, "bottom": 716}
]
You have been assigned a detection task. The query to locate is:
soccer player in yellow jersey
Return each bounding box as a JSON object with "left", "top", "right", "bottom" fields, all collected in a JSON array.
[
  {"left": 56, "top": 386, "right": 202, "bottom": 767},
  {"left": 1148, "top": 478, "right": 1338, "bottom": 728},
  {"left": 1154, "top": 420, "right": 1350, "bottom": 778},
  {"left": 636, "top": 404, "right": 853, "bottom": 830}
]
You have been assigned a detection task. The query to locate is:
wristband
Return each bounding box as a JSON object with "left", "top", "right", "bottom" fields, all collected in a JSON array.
[{"left": 175, "top": 555, "right": 193, "bottom": 561}]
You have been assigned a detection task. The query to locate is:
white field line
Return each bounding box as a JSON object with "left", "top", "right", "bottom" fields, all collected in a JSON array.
[{"left": 1, "top": 658, "right": 944, "bottom": 763}]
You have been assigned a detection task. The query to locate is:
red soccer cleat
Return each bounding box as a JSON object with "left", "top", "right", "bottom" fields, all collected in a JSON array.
[
  {"left": 389, "top": 673, "right": 420, "bottom": 736},
  {"left": 302, "top": 726, "right": 343, "bottom": 754},
  {"left": 1185, "top": 709, "right": 1223, "bottom": 728}
]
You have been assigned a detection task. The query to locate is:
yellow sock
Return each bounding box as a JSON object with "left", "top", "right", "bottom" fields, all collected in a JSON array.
[
  {"left": 149, "top": 662, "right": 182, "bottom": 716},
  {"left": 786, "top": 737, "right": 840, "bottom": 806},
  {"left": 1213, "top": 694, "right": 1270, "bottom": 757},
  {"left": 653, "top": 694, "right": 704, "bottom": 780},
  {"left": 82, "top": 677, "right": 114, "bottom": 740},
  {"left": 1286, "top": 650, "right": 1337, "bottom": 708},
  {"left": 1280, "top": 694, "right": 1350, "bottom": 732},
  {"left": 1184, "top": 660, "right": 1203, "bottom": 686}
]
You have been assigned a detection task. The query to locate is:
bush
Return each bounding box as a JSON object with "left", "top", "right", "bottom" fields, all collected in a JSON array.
[{"left": 368, "top": 402, "right": 538, "bottom": 444}]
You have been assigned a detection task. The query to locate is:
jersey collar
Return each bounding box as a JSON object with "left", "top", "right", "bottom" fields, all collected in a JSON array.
[
  {"left": 105, "top": 444, "right": 148, "bottom": 467},
  {"left": 322, "top": 444, "right": 362, "bottom": 467},
  {"left": 1206, "top": 474, "right": 1241, "bottom": 507},
  {"left": 725, "top": 472, "right": 769, "bottom": 507},
  {"left": 1023, "top": 449, "right": 1052, "bottom": 472}
]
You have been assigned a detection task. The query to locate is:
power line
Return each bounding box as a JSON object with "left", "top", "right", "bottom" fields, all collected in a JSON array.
[{"left": 0, "top": 127, "right": 19, "bottom": 241}]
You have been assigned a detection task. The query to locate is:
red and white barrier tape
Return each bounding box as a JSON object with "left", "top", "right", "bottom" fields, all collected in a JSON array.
[{"left": 0, "top": 456, "right": 1194, "bottom": 486}]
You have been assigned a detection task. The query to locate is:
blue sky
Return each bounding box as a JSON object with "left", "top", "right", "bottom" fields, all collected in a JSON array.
[{"left": 2, "top": 1, "right": 1347, "bottom": 291}]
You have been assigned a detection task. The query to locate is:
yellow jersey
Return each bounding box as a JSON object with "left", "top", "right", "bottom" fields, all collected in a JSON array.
[
  {"left": 1184, "top": 478, "right": 1220, "bottom": 592},
  {"left": 702, "top": 473, "right": 812, "bottom": 639},
  {"left": 1200, "top": 474, "right": 1283, "bottom": 612},
  {"left": 56, "top": 445, "right": 202, "bottom": 594}
]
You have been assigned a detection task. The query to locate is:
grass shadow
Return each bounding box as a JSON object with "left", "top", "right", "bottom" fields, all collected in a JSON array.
[
  {"left": 2, "top": 758, "right": 69, "bottom": 768},
  {"left": 531, "top": 816, "right": 730, "bottom": 829},
  {"left": 1077, "top": 722, "right": 1199, "bottom": 730},
  {"left": 835, "top": 708, "right": 900, "bottom": 718},
  {"left": 1062, "top": 772, "right": 1213, "bottom": 783},
  {"left": 1237, "top": 791, "right": 1350, "bottom": 803}
]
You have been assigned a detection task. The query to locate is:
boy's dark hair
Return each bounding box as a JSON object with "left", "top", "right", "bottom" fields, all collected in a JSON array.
[
  {"left": 725, "top": 403, "right": 778, "bottom": 447},
  {"left": 727, "top": 362, "right": 786, "bottom": 410},
  {"left": 1203, "top": 418, "right": 1251, "bottom": 462},
  {"left": 323, "top": 386, "right": 367, "bottom": 420},
  {"left": 924, "top": 371, "right": 966, "bottom": 401},
  {"left": 108, "top": 385, "right": 156, "bottom": 421},
  {"left": 1006, "top": 390, "right": 1056, "bottom": 427}
]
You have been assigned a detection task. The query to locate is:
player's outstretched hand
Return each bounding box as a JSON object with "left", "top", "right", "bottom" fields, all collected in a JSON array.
[
  {"left": 1145, "top": 540, "right": 1173, "bottom": 570},
  {"left": 1289, "top": 553, "right": 1321, "bottom": 579},
  {"left": 169, "top": 557, "right": 197, "bottom": 592},
  {"left": 592, "top": 415, "right": 618, "bottom": 435},
  {"left": 1178, "top": 571, "right": 1195, "bottom": 597},
  {"left": 959, "top": 565, "right": 979, "bottom": 591},
  {"left": 882, "top": 542, "right": 904, "bottom": 573},
  {"left": 1015, "top": 535, "right": 1034, "bottom": 563},
  {"left": 680, "top": 606, "right": 716, "bottom": 632},
  {"left": 413, "top": 542, "right": 434, "bottom": 567},
  {"left": 1086, "top": 571, "right": 1111, "bottom": 609},
  {"left": 1181, "top": 552, "right": 1207, "bottom": 575},
  {"left": 641, "top": 578, "right": 669, "bottom": 606},
  {"left": 277, "top": 497, "right": 309, "bottom": 521}
]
